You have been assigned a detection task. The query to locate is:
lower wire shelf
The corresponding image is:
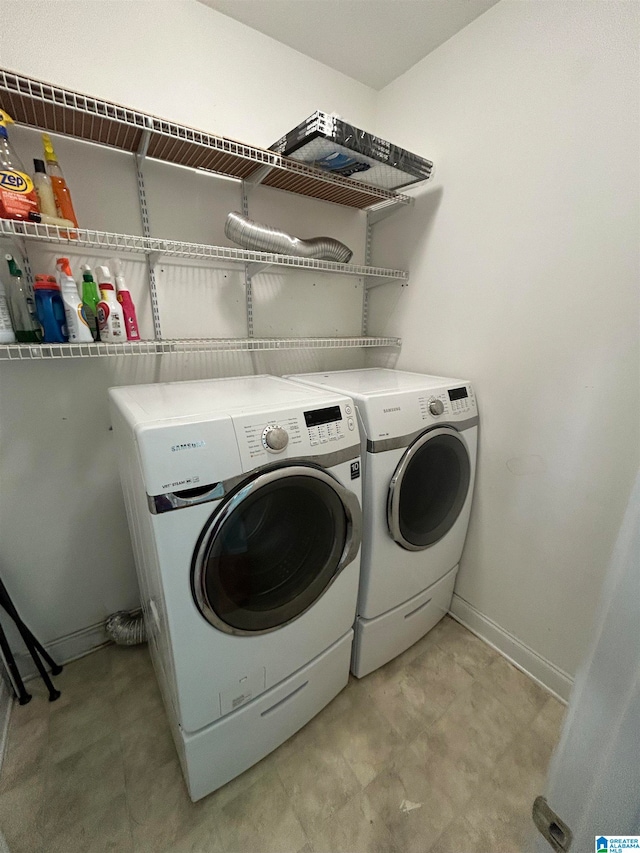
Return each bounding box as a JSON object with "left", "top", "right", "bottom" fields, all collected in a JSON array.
[{"left": 0, "top": 336, "right": 401, "bottom": 360}]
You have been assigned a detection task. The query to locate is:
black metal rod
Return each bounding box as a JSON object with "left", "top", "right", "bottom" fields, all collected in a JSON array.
[
  {"left": 0, "top": 619, "right": 31, "bottom": 705},
  {"left": 12, "top": 621, "right": 60, "bottom": 702},
  {"left": 8, "top": 620, "right": 62, "bottom": 675},
  {"left": 0, "top": 574, "right": 61, "bottom": 699}
]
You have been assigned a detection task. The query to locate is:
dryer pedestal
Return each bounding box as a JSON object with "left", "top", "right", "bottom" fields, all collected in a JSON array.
[
  {"left": 351, "top": 566, "right": 458, "bottom": 678},
  {"left": 175, "top": 631, "right": 352, "bottom": 801}
]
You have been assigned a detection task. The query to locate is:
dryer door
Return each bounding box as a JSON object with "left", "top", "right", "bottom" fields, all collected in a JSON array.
[
  {"left": 192, "top": 465, "right": 361, "bottom": 635},
  {"left": 387, "top": 427, "right": 471, "bottom": 552}
]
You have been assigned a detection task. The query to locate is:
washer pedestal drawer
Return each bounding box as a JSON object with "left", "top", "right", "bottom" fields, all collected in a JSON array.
[
  {"left": 179, "top": 630, "right": 352, "bottom": 801},
  {"left": 351, "top": 565, "right": 458, "bottom": 678}
]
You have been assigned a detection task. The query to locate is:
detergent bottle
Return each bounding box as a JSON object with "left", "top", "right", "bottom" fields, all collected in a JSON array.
[
  {"left": 4, "top": 254, "right": 40, "bottom": 342},
  {"left": 80, "top": 264, "right": 101, "bottom": 341},
  {"left": 56, "top": 258, "right": 93, "bottom": 342},
  {"left": 34, "top": 275, "right": 67, "bottom": 343},
  {"left": 0, "top": 110, "right": 41, "bottom": 223},
  {"left": 96, "top": 265, "right": 125, "bottom": 342},
  {"left": 112, "top": 258, "right": 140, "bottom": 341}
]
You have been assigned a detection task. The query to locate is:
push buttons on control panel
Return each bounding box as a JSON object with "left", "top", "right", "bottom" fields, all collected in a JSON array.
[
  {"left": 345, "top": 405, "right": 352, "bottom": 415},
  {"left": 347, "top": 418, "right": 355, "bottom": 431}
]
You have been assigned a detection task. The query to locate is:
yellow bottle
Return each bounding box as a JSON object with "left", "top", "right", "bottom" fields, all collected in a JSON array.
[{"left": 42, "top": 133, "right": 79, "bottom": 227}]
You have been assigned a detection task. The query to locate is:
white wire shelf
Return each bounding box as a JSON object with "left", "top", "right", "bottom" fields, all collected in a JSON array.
[
  {"left": 0, "top": 69, "right": 415, "bottom": 211},
  {"left": 0, "top": 337, "right": 402, "bottom": 360},
  {"left": 0, "top": 219, "right": 408, "bottom": 284}
]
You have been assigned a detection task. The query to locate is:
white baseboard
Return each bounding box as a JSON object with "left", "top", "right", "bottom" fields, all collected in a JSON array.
[
  {"left": 449, "top": 593, "right": 573, "bottom": 702},
  {"left": 15, "top": 620, "right": 110, "bottom": 682}
]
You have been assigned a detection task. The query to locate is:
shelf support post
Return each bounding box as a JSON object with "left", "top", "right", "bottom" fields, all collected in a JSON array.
[
  {"left": 241, "top": 182, "right": 254, "bottom": 337},
  {"left": 136, "top": 125, "right": 163, "bottom": 341},
  {"left": 243, "top": 164, "right": 274, "bottom": 194},
  {"left": 361, "top": 212, "right": 374, "bottom": 336}
]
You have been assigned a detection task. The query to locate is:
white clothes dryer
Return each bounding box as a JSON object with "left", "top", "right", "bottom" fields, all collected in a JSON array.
[
  {"left": 286, "top": 369, "right": 478, "bottom": 678},
  {"left": 109, "top": 375, "right": 362, "bottom": 800}
]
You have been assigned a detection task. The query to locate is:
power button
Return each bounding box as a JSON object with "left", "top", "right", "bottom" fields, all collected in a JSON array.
[
  {"left": 345, "top": 405, "right": 353, "bottom": 415},
  {"left": 348, "top": 418, "right": 355, "bottom": 431}
]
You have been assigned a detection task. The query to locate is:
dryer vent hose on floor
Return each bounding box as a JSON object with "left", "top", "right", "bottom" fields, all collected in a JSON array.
[
  {"left": 105, "top": 610, "right": 147, "bottom": 646},
  {"left": 225, "top": 211, "right": 353, "bottom": 263}
]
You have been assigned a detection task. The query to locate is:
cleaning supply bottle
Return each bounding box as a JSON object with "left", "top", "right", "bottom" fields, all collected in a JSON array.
[
  {"left": 80, "top": 264, "right": 101, "bottom": 341},
  {"left": 42, "top": 133, "right": 79, "bottom": 227},
  {"left": 0, "top": 110, "right": 41, "bottom": 223},
  {"left": 34, "top": 275, "right": 67, "bottom": 343},
  {"left": 56, "top": 258, "right": 93, "bottom": 342},
  {"left": 112, "top": 258, "right": 140, "bottom": 341},
  {"left": 4, "top": 254, "right": 41, "bottom": 342},
  {"left": 32, "top": 159, "right": 58, "bottom": 219},
  {"left": 95, "top": 265, "right": 125, "bottom": 342},
  {"left": 0, "top": 275, "right": 16, "bottom": 343}
]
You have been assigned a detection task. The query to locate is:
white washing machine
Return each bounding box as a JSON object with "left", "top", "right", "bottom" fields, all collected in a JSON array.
[
  {"left": 109, "top": 375, "right": 362, "bottom": 800},
  {"left": 286, "top": 368, "right": 478, "bottom": 677}
]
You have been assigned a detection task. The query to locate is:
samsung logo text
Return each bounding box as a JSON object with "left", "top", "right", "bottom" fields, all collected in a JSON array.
[{"left": 171, "top": 441, "right": 206, "bottom": 452}]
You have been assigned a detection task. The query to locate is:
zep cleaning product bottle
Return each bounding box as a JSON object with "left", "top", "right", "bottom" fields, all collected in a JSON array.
[
  {"left": 56, "top": 257, "right": 93, "bottom": 342},
  {"left": 80, "top": 264, "right": 101, "bottom": 341},
  {"left": 4, "top": 254, "right": 41, "bottom": 342},
  {"left": 0, "top": 111, "right": 41, "bottom": 223},
  {"left": 111, "top": 258, "right": 140, "bottom": 341},
  {"left": 95, "top": 265, "right": 125, "bottom": 342}
]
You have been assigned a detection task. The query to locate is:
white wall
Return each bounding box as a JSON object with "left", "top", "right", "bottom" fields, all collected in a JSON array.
[
  {"left": 369, "top": 0, "right": 639, "bottom": 686},
  {"left": 0, "top": 0, "right": 377, "bottom": 653}
]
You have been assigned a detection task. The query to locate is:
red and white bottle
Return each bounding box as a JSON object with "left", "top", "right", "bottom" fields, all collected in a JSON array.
[
  {"left": 95, "top": 265, "right": 125, "bottom": 343},
  {"left": 112, "top": 258, "right": 140, "bottom": 341}
]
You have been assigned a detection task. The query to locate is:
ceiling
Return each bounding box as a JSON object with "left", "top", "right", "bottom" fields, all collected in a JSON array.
[{"left": 197, "top": 0, "right": 500, "bottom": 90}]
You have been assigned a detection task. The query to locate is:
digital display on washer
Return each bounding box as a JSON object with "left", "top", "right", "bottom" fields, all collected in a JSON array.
[
  {"left": 448, "top": 387, "right": 468, "bottom": 401},
  {"left": 304, "top": 406, "right": 343, "bottom": 427}
]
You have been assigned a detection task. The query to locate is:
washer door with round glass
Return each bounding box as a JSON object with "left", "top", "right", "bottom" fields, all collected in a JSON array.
[
  {"left": 387, "top": 427, "right": 471, "bottom": 552},
  {"left": 192, "top": 464, "right": 361, "bottom": 635}
]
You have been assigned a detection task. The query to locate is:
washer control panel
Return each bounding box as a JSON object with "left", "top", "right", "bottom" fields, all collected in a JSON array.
[
  {"left": 236, "top": 399, "right": 358, "bottom": 464},
  {"left": 304, "top": 404, "right": 349, "bottom": 447}
]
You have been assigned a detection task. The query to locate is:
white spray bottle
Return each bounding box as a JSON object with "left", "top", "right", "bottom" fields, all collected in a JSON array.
[
  {"left": 56, "top": 257, "right": 93, "bottom": 342},
  {"left": 95, "top": 265, "right": 125, "bottom": 342}
]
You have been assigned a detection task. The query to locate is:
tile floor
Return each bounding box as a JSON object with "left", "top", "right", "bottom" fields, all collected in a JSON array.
[{"left": 0, "top": 616, "right": 564, "bottom": 853}]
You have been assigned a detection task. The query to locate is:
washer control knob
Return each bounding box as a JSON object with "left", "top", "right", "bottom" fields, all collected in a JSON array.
[
  {"left": 429, "top": 399, "right": 445, "bottom": 416},
  {"left": 263, "top": 426, "right": 289, "bottom": 452}
]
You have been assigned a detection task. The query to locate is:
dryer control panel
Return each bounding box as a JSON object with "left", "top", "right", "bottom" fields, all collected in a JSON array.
[{"left": 418, "top": 384, "right": 476, "bottom": 421}]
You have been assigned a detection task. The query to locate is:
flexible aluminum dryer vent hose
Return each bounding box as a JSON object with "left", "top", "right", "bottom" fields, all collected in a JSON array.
[
  {"left": 105, "top": 610, "right": 147, "bottom": 646},
  {"left": 225, "top": 211, "right": 353, "bottom": 263}
]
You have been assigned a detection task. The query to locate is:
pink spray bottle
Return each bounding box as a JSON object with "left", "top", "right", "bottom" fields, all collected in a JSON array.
[{"left": 111, "top": 258, "right": 140, "bottom": 341}]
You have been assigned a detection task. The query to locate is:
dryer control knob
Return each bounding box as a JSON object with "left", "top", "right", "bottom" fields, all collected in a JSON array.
[
  {"left": 429, "top": 399, "right": 445, "bottom": 416},
  {"left": 263, "top": 426, "right": 289, "bottom": 452}
]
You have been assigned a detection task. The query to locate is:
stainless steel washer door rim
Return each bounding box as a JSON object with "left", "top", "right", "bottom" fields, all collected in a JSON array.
[
  {"left": 387, "top": 427, "right": 471, "bottom": 552},
  {"left": 191, "top": 464, "right": 362, "bottom": 636}
]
